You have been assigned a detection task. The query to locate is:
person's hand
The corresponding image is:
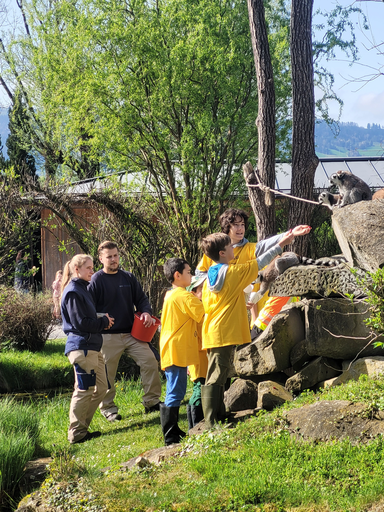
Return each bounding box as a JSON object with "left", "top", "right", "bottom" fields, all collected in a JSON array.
[
  {"left": 246, "top": 301, "right": 254, "bottom": 310},
  {"left": 105, "top": 313, "right": 114, "bottom": 330},
  {"left": 141, "top": 312, "right": 155, "bottom": 328},
  {"left": 279, "top": 225, "right": 312, "bottom": 248},
  {"left": 291, "top": 225, "right": 312, "bottom": 237}
]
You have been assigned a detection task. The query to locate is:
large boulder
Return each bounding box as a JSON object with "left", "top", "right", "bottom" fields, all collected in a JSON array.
[
  {"left": 284, "top": 400, "right": 384, "bottom": 444},
  {"left": 285, "top": 356, "right": 342, "bottom": 392},
  {"left": 224, "top": 379, "right": 258, "bottom": 412},
  {"left": 234, "top": 306, "right": 305, "bottom": 376},
  {"left": 268, "top": 263, "right": 366, "bottom": 298},
  {"left": 322, "top": 356, "right": 384, "bottom": 387},
  {"left": 331, "top": 200, "right": 384, "bottom": 272},
  {"left": 304, "top": 298, "right": 383, "bottom": 359},
  {"left": 257, "top": 381, "right": 293, "bottom": 411}
]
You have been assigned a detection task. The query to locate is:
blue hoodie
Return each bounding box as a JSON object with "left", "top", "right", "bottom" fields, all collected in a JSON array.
[{"left": 61, "top": 278, "right": 109, "bottom": 355}]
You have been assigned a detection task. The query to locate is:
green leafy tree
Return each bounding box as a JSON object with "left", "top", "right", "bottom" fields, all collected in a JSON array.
[
  {"left": 21, "top": 0, "right": 292, "bottom": 262},
  {"left": 6, "top": 92, "right": 37, "bottom": 181}
]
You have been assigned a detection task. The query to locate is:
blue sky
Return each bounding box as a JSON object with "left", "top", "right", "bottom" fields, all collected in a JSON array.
[
  {"left": 0, "top": 0, "right": 383, "bottom": 129},
  {"left": 313, "top": 0, "right": 384, "bottom": 127}
]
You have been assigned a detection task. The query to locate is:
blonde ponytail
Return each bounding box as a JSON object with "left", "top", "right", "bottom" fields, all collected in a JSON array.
[{"left": 60, "top": 254, "right": 93, "bottom": 303}]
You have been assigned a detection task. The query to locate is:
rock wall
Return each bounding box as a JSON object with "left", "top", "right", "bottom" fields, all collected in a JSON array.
[{"left": 225, "top": 200, "right": 384, "bottom": 414}]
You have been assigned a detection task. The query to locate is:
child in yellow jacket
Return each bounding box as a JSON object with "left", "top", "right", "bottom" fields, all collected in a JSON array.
[
  {"left": 200, "top": 230, "right": 296, "bottom": 428},
  {"left": 159, "top": 258, "right": 205, "bottom": 445},
  {"left": 186, "top": 274, "right": 208, "bottom": 430}
]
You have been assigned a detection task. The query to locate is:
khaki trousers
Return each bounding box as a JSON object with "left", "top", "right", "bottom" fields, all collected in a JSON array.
[
  {"left": 205, "top": 345, "right": 234, "bottom": 386},
  {"left": 67, "top": 350, "right": 108, "bottom": 444},
  {"left": 99, "top": 333, "right": 161, "bottom": 417}
]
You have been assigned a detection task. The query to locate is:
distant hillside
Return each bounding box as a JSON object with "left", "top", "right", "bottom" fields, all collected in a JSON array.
[
  {"left": 315, "top": 121, "right": 384, "bottom": 158},
  {"left": 0, "top": 109, "right": 383, "bottom": 160}
]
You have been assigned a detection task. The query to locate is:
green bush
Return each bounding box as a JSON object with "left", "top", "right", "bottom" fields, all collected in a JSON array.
[
  {"left": 0, "top": 286, "right": 53, "bottom": 352},
  {"left": 0, "top": 398, "right": 40, "bottom": 508}
]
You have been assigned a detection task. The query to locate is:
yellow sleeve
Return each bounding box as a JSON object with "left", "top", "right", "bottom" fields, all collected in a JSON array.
[{"left": 184, "top": 294, "right": 205, "bottom": 324}]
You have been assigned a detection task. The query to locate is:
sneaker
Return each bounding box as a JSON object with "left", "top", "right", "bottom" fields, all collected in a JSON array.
[
  {"left": 144, "top": 401, "right": 163, "bottom": 414},
  {"left": 106, "top": 413, "right": 122, "bottom": 422},
  {"left": 73, "top": 431, "right": 101, "bottom": 444}
]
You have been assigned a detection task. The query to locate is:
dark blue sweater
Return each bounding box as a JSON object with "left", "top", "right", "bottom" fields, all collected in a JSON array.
[
  {"left": 61, "top": 278, "right": 109, "bottom": 355},
  {"left": 88, "top": 269, "right": 152, "bottom": 334}
]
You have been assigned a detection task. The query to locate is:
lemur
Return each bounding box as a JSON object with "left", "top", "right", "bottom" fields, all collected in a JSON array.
[
  {"left": 318, "top": 191, "right": 342, "bottom": 210},
  {"left": 250, "top": 252, "right": 345, "bottom": 302},
  {"left": 329, "top": 170, "right": 372, "bottom": 207}
]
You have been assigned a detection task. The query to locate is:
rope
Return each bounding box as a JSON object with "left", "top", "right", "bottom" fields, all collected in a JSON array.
[{"left": 246, "top": 183, "right": 319, "bottom": 205}]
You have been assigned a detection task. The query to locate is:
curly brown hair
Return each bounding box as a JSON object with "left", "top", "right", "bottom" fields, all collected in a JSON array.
[{"left": 219, "top": 208, "right": 249, "bottom": 235}]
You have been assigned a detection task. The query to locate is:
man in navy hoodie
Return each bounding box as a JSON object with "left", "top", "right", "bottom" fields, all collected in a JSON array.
[{"left": 88, "top": 241, "right": 162, "bottom": 421}]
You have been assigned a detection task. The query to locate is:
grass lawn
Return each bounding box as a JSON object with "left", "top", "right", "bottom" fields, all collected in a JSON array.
[
  {"left": 18, "top": 370, "right": 384, "bottom": 512},
  {"left": 5, "top": 340, "right": 384, "bottom": 511},
  {"left": 0, "top": 339, "right": 74, "bottom": 392}
]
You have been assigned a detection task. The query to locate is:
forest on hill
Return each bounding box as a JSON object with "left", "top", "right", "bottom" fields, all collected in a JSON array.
[
  {"left": 0, "top": 109, "right": 383, "bottom": 161},
  {"left": 315, "top": 120, "right": 384, "bottom": 158}
]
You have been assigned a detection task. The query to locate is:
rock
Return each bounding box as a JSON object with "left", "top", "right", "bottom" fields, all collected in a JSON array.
[
  {"left": 284, "top": 400, "right": 384, "bottom": 444},
  {"left": 268, "top": 263, "right": 366, "bottom": 298},
  {"left": 257, "top": 381, "right": 293, "bottom": 411},
  {"left": 304, "top": 298, "right": 383, "bottom": 359},
  {"left": 247, "top": 372, "right": 288, "bottom": 386},
  {"left": 321, "top": 356, "right": 384, "bottom": 387},
  {"left": 332, "top": 200, "right": 384, "bottom": 272},
  {"left": 234, "top": 306, "right": 304, "bottom": 376},
  {"left": 224, "top": 379, "right": 258, "bottom": 412},
  {"left": 100, "top": 445, "right": 182, "bottom": 474},
  {"left": 285, "top": 356, "right": 342, "bottom": 392},
  {"left": 289, "top": 339, "right": 311, "bottom": 371},
  {"left": 188, "top": 409, "right": 261, "bottom": 436}
]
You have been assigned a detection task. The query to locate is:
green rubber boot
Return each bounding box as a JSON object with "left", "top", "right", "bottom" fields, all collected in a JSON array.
[{"left": 201, "top": 384, "right": 223, "bottom": 429}]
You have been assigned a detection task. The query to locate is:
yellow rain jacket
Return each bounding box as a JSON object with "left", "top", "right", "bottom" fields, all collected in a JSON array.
[
  {"left": 188, "top": 320, "right": 208, "bottom": 381},
  {"left": 160, "top": 287, "right": 205, "bottom": 370},
  {"left": 197, "top": 242, "right": 269, "bottom": 311},
  {"left": 202, "top": 259, "right": 259, "bottom": 349}
]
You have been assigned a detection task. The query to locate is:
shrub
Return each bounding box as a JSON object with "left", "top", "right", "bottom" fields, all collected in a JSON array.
[
  {"left": 0, "top": 286, "right": 53, "bottom": 352},
  {"left": 355, "top": 267, "right": 384, "bottom": 348},
  {"left": 0, "top": 398, "right": 40, "bottom": 508}
]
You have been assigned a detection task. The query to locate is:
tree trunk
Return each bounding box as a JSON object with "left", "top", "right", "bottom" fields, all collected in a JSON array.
[
  {"left": 246, "top": 0, "right": 276, "bottom": 240},
  {"left": 289, "top": 0, "right": 319, "bottom": 255}
]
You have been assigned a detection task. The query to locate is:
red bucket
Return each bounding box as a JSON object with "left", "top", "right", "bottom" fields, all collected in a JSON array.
[{"left": 131, "top": 312, "right": 161, "bottom": 342}]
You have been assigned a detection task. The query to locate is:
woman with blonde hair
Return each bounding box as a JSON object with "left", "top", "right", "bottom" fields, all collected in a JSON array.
[{"left": 61, "top": 254, "right": 114, "bottom": 444}]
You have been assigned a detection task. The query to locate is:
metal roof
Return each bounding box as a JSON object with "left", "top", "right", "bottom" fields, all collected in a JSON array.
[
  {"left": 276, "top": 157, "right": 384, "bottom": 191},
  {"left": 64, "top": 157, "right": 384, "bottom": 195}
]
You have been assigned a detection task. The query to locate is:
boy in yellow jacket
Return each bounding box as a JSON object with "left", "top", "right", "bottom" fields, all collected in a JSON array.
[
  {"left": 200, "top": 230, "right": 296, "bottom": 428},
  {"left": 159, "top": 258, "right": 205, "bottom": 445},
  {"left": 186, "top": 274, "right": 208, "bottom": 430}
]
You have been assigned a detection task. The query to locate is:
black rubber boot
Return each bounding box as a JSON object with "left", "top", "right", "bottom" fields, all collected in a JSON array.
[
  {"left": 187, "top": 404, "right": 193, "bottom": 431},
  {"left": 201, "top": 385, "right": 223, "bottom": 429},
  {"left": 191, "top": 404, "right": 204, "bottom": 426},
  {"left": 160, "top": 404, "right": 185, "bottom": 446},
  {"left": 187, "top": 403, "right": 204, "bottom": 430}
]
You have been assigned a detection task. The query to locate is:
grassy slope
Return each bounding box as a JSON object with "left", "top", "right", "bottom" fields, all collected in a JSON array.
[
  {"left": 6, "top": 340, "right": 384, "bottom": 511},
  {"left": 0, "top": 340, "right": 73, "bottom": 392}
]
